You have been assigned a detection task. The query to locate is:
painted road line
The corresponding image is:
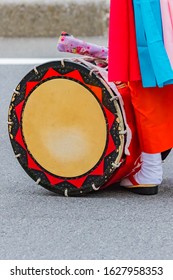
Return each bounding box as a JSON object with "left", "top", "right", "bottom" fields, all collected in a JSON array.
[{"left": 0, "top": 58, "right": 58, "bottom": 65}]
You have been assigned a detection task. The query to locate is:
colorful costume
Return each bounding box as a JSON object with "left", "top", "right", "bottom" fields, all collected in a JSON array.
[
  {"left": 108, "top": 0, "right": 173, "bottom": 154},
  {"left": 133, "top": 0, "right": 173, "bottom": 87},
  {"left": 108, "top": 0, "right": 173, "bottom": 194}
]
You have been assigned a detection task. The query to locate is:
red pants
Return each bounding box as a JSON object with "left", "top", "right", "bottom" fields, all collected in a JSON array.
[{"left": 130, "top": 81, "right": 173, "bottom": 153}]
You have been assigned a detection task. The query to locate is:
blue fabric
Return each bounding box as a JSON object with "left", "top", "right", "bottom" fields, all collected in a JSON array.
[{"left": 133, "top": 0, "right": 173, "bottom": 87}]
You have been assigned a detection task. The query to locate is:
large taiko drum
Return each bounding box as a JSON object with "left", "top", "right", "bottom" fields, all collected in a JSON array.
[{"left": 8, "top": 59, "right": 141, "bottom": 196}]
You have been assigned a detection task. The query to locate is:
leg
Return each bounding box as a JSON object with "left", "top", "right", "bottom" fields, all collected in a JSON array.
[{"left": 121, "top": 81, "right": 173, "bottom": 194}]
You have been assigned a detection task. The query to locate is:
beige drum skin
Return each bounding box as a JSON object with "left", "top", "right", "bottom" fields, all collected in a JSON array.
[{"left": 22, "top": 78, "right": 107, "bottom": 178}]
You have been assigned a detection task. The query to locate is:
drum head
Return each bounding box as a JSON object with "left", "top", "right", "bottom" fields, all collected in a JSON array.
[{"left": 8, "top": 60, "right": 125, "bottom": 196}]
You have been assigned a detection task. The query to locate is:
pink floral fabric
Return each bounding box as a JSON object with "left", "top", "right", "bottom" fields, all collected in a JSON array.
[{"left": 57, "top": 32, "right": 108, "bottom": 60}]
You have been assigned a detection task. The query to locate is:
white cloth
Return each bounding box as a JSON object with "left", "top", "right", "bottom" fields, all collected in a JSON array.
[{"left": 120, "top": 152, "right": 163, "bottom": 186}]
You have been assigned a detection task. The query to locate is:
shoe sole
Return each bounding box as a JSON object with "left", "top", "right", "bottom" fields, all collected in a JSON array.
[{"left": 122, "top": 185, "right": 158, "bottom": 195}]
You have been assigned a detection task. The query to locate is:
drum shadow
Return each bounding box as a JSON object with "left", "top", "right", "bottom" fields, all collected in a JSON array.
[
  {"left": 33, "top": 182, "right": 126, "bottom": 198},
  {"left": 27, "top": 179, "right": 173, "bottom": 200}
]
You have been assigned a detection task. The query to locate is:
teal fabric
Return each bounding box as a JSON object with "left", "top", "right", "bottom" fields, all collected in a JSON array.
[{"left": 133, "top": 0, "right": 173, "bottom": 87}]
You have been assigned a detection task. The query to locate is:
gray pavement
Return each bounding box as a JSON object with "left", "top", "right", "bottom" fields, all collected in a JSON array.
[
  {"left": 0, "top": 0, "right": 109, "bottom": 37},
  {"left": 0, "top": 37, "right": 173, "bottom": 260},
  {"left": 0, "top": 36, "right": 108, "bottom": 58}
]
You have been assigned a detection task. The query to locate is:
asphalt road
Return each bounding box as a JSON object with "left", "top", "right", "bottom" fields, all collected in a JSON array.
[{"left": 0, "top": 38, "right": 173, "bottom": 260}]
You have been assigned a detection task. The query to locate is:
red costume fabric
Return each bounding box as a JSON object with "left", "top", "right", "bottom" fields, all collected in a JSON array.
[
  {"left": 108, "top": 0, "right": 141, "bottom": 82},
  {"left": 130, "top": 81, "right": 173, "bottom": 153}
]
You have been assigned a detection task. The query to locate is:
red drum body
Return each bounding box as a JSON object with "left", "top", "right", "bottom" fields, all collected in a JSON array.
[
  {"left": 104, "top": 84, "right": 141, "bottom": 188},
  {"left": 8, "top": 60, "right": 141, "bottom": 196}
]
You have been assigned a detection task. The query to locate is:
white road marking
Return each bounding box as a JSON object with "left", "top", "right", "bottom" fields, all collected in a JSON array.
[{"left": 0, "top": 58, "right": 57, "bottom": 65}]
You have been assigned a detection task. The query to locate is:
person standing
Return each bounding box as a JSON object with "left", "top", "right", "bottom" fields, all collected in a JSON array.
[{"left": 108, "top": 0, "right": 173, "bottom": 195}]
